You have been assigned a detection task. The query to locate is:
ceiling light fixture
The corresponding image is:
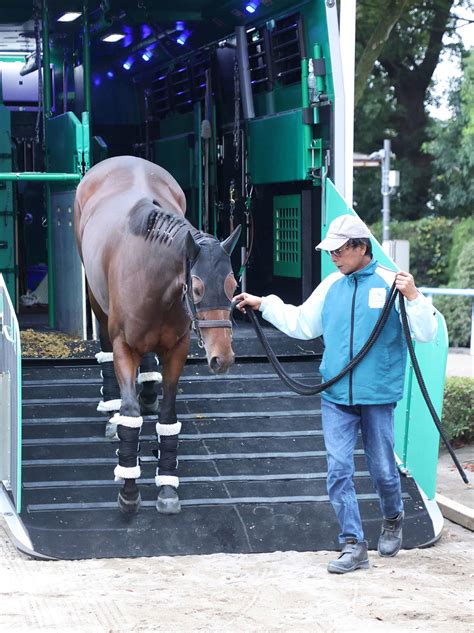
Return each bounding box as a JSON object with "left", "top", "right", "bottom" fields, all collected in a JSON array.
[
  {"left": 57, "top": 12, "right": 81, "bottom": 22},
  {"left": 102, "top": 33, "right": 125, "bottom": 43}
]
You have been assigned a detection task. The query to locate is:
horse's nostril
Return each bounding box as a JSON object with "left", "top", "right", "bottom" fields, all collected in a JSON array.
[{"left": 210, "top": 356, "right": 222, "bottom": 372}]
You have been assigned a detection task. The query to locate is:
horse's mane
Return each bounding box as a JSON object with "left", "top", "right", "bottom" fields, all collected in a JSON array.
[{"left": 128, "top": 198, "right": 189, "bottom": 246}]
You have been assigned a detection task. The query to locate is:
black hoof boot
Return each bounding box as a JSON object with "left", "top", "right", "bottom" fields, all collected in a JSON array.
[
  {"left": 138, "top": 392, "right": 160, "bottom": 416},
  {"left": 156, "top": 485, "right": 181, "bottom": 514},
  {"left": 118, "top": 484, "right": 141, "bottom": 515}
]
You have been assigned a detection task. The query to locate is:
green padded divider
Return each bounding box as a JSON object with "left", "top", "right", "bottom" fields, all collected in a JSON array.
[
  {"left": 248, "top": 109, "right": 319, "bottom": 184},
  {"left": 0, "top": 104, "right": 15, "bottom": 304},
  {"left": 273, "top": 194, "right": 301, "bottom": 278},
  {"left": 322, "top": 177, "right": 448, "bottom": 499},
  {"left": 45, "top": 112, "right": 84, "bottom": 174},
  {"left": 153, "top": 132, "right": 193, "bottom": 191}
]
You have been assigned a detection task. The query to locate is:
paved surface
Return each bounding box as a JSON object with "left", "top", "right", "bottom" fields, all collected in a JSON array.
[
  {"left": 436, "top": 350, "right": 473, "bottom": 526},
  {"left": 446, "top": 349, "right": 473, "bottom": 378}
]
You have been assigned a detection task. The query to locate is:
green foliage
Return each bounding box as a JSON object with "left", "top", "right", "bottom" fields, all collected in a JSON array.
[
  {"left": 449, "top": 217, "right": 474, "bottom": 279},
  {"left": 369, "top": 216, "right": 455, "bottom": 286},
  {"left": 434, "top": 238, "right": 474, "bottom": 347},
  {"left": 442, "top": 376, "right": 474, "bottom": 443},
  {"left": 427, "top": 52, "right": 474, "bottom": 219}
]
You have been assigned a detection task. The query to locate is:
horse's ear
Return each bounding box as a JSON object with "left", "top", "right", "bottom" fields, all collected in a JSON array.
[
  {"left": 221, "top": 224, "right": 242, "bottom": 256},
  {"left": 185, "top": 231, "right": 201, "bottom": 262}
]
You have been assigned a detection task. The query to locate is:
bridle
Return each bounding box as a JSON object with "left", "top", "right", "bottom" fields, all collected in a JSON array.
[{"left": 182, "top": 256, "right": 233, "bottom": 348}]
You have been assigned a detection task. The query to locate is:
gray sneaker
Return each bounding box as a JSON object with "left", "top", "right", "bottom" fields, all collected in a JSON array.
[
  {"left": 378, "top": 511, "right": 404, "bottom": 557},
  {"left": 327, "top": 539, "right": 369, "bottom": 574}
]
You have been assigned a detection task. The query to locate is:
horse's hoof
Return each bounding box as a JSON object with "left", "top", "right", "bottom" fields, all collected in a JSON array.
[
  {"left": 138, "top": 394, "right": 160, "bottom": 416},
  {"left": 105, "top": 421, "right": 118, "bottom": 440},
  {"left": 156, "top": 485, "right": 181, "bottom": 514},
  {"left": 118, "top": 488, "right": 141, "bottom": 515}
]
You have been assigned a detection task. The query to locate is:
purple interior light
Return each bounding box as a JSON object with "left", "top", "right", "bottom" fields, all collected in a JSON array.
[{"left": 177, "top": 30, "right": 191, "bottom": 46}]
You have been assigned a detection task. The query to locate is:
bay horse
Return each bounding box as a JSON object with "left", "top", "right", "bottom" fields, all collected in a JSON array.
[{"left": 74, "top": 156, "right": 241, "bottom": 514}]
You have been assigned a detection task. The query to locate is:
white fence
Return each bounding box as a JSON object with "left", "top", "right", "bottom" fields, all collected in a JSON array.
[
  {"left": 0, "top": 274, "right": 22, "bottom": 510},
  {"left": 419, "top": 287, "right": 474, "bottom": 356}
]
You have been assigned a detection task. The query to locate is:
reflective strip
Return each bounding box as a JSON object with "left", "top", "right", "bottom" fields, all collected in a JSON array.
[
  {"left": 156, "top": 421, "right": 182, "bottom": 436},
  {"left": 111, "top": 413, "right": 143, "bottom": 428}
]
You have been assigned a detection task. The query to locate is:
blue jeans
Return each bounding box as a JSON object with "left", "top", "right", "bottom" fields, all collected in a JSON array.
[{"left": 321, "top": 399, "right": 403, "bottom": 543}]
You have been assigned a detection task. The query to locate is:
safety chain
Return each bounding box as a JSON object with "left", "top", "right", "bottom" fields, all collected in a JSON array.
[{"left": 228, "top": 180, "right": 236, "bottom": 232}]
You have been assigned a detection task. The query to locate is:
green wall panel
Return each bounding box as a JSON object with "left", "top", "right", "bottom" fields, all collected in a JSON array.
[
  {"left": 153, "top": 132, "right": 193, "bottom": 191},
  {"left": 248, "top": 109, "right": 309, "bottom": 184}
]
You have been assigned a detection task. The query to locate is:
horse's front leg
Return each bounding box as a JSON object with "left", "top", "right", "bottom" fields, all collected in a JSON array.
[
  {"left": 112, "top": 338, "right": 142, "bottom": 514},
  {"left": 155, "top": 335, "right": 189, "bottom": 514}
]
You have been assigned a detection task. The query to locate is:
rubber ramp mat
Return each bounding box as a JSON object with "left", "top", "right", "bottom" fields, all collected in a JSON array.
[{"left": 18, "top": 332, "right": 437, "bottom": 560}]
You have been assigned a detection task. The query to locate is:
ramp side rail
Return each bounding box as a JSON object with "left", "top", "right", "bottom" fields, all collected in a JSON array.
[
  {"left": 0, "top": 273, "right": 22, "bottom": 511},
  {"left": 419, "top": 288, "right": 474, "bottom": 356}
]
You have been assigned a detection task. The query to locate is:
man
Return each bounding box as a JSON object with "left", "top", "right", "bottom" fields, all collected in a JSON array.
[{"left": 235, "top": 214, "right": 438, "bottom": 574}]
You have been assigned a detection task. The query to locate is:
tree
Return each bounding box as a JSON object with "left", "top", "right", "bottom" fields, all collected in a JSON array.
[
  {"left": 352, "top": 0, "right": 466, "bottom": 222},
  {"left": 427, "top": 51, "right": 474, "bottom": 217}
]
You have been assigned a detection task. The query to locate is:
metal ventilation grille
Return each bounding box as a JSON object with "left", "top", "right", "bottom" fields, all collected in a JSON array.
[
  {"left": 247, "top": 27, "right": 270, "bottom": 91},
  {"left": 149, "top": 51, "right": 211, "bottom": 119},
  {"left": 273, "top": 194, "right": 301, "bottom": 278},
  {"left": 271, "top": 14, "right": 302, "bottom": 85}
]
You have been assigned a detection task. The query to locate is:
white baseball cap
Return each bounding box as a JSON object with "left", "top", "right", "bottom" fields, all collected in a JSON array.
[{"left": 316, "top": 214, "right": 372, "bottom": 251}]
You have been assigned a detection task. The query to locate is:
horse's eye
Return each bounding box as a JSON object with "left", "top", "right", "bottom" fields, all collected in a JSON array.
[
  {"left": 191, "top": 275, "right": 205, "bottom": 304},
  {"left": 224, "top": 273, "right": 237, "bottom": 301}
]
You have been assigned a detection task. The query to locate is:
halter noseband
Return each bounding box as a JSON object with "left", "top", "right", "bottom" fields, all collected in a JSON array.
[{"left": 183, "top": 256, "right": 233, "bottom": 348}]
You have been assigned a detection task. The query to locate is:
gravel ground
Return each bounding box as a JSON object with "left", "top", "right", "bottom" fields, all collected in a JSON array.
[{"left": 0, "top": 514, "right": 472, "bottom": 633}]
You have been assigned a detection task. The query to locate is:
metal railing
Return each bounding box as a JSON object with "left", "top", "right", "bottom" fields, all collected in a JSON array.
[
  {"left": 419, "top": 287, "right": 474, "bottom": 356},
  {"left": 0, "top": 274, "right": 22, "bottom": 511}
]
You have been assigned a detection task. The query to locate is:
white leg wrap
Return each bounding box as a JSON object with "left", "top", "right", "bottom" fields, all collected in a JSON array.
[
  {"left": 112, "top": 413, "right": 143, "bottom": 429},
  {"left": 114, "top": 464, "right": 141, "bottom": 480},
  {"left": 155, "top": 473, "right": 179, "bottom": 488},
  {"left": 95, "top": 351, "right": 114, "bottom": 363},
  {"left": 97, "top": 398, "right": 122, "bottom": 412},
  {"left": 156, "top": 421, "right": 182, "bottom": 436},
  {"left": 138, "top": 371, "right": 162, "bottom": 384}
]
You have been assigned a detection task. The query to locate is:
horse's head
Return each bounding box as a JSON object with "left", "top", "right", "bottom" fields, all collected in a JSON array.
[{"left": 185, "top": 226, "right": 241, "bottom": 374}]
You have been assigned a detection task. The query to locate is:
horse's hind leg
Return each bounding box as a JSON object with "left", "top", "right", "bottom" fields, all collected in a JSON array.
[
  {"left": 112, "top": 338, "right": 143, "bottom": 514},
  {"left": 88, "top": 289, "right": 121, "bottom": 438},
  {"left": 155, "top": 336, "right": 189, "bottom": 514},
  {"left": 138, "top": 352, "right": 162, "bottom": 415}
]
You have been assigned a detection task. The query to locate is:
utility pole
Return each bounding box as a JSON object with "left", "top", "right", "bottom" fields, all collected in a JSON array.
[{"left": 381, "top": 138, "right": 391, "bottom": 241}]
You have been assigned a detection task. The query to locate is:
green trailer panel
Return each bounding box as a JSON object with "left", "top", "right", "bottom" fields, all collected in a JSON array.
[{"left": 248, "top": 109, "right": 319, "bottom": 184}]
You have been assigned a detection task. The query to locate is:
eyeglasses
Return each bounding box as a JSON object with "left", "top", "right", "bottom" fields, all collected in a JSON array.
[{"left": 328, "top": 243, "right": 351, "bottom": 257}]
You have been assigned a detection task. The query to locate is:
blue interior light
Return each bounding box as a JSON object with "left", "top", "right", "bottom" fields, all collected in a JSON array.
[
  {"left": 175, "top": 21, "right": 185, "bottom": 31},
  {"left": 107, "top": 71, "right": 114, "bottom": 79},
  {"left": 123, "top": 57, "right": 134, "bottom": 71},
  {"left": 245, "top": 1, "right": 259, "bottom": 14},
  {"left": 176, "top": 30, "right": 191, "bottom": 46},
  {"left": 142, "top": 51, "right": 152, "bottom": 62}
]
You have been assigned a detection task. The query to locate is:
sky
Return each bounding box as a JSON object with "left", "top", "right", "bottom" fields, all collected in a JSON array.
[{"left": 428, "top": 2, "right": 474, "bottom": 120}]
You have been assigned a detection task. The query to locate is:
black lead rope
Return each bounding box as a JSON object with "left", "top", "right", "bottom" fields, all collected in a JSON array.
[{"left": 234, "top": 282, "right": 468, "bottom": 484}]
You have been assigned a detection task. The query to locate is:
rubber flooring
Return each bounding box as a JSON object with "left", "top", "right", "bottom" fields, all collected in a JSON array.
[{"left": 18, "top": 330, "right": 436, "bottom": 559}]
